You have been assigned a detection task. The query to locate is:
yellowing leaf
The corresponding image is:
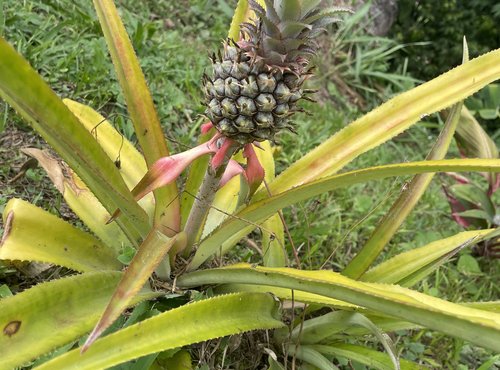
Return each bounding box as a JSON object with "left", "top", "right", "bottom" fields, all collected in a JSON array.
[
  {"left": 0, "top": 199, "right": 121, "bottom": 272},
  {"left": 177, "top": 264, "right": 500, "bottom": 351},
  {"left": 36, "top": 293, "right": 283, "bottom": 370}
]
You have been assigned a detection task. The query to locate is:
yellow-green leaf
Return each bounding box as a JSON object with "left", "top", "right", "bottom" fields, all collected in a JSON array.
[
  {"left": 0, "top": 199, "right": 121, "bottom": 272},
  {"left": 20, "top": 147, "right": 130, "bottom": 253},
  {"left": 228, "top": 0, "right": 250, "bottom": 40},
  {"left": 255, "top": 49, "right": 500, "bottom": 197},
  {"left": 360, "top": 229, "right": 494, "bottom": 285},
  {"left": 216, "top": 283, "right": 358, "bottom": 310},
  {"left": 84, "top": 230, "right": 185, "bottom": 349},
  {"left": 190, "top": 159, "right": 500, "bottom": 270},
  {"left": 92, "top": 0, "right": 180, "bottom": 232},
  {"left": 0, "top": 36, "right": 150, "bottom": 244},
  {"left": 0, "top": 272, "right": 159, "bottom": 370},
  {"left": 36, "top": 293, "right": 284, "bottom": 370},
  {"left": 63, "top": 99, "right": 155, "bottom": 219},
  {"left": 177, "top": 264, "right": 500, "bottom": 351},
  {"left": 343, "top": 95, "right": 464, "bottom": 278},
  {"left": 312, "top": 344, "right": 421, "bottom": 370}
]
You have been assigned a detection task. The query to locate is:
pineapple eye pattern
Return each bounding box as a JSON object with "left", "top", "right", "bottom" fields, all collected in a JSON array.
[{"left": 203, "top": 1, "right": 350, "bottom": 145}]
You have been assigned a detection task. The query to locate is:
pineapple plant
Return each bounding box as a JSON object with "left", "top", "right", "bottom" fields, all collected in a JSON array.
[
  {"left": 204, "top": 0, "right": 351, "bottom": 144},
  {"left": 1, "top": 0, "right": 500, "bottom": 368}
]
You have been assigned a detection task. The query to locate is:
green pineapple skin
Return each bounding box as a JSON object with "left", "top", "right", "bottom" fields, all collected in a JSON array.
[
  {"left": 204, "top": 1, "right": 349, "bottom": 145},
  {"left": 205, "top": 45, "right": 301, "bottom": 145}
]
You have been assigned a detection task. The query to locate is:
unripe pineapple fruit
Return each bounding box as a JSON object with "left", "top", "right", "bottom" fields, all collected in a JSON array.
[{"left": 204, "top": 0, "right": 350, "bottom": 144}]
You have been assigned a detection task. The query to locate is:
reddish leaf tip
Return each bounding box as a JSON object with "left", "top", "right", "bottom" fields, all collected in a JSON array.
[
  {"left": 211, "top": 137, "right": 237, "bottom": 170},
  {"left": 220, "top": 159, "right": 244, "bottom": 188},
  {"left": 201, "top": 121, "right": 214, "bottom": 134}
]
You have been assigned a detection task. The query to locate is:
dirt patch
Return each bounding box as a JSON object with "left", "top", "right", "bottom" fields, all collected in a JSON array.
[{"left": 0, "top": 123, "right": 77, "bottom": 226}]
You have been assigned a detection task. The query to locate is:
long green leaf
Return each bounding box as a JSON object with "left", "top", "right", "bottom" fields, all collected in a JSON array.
[
  {"left": 257, "top": 141, "right": 286, "bottom": 267},
  {"left": 293, "top": 312, "right": 400, "bottom": 370},
  {"left": 0, "top": 36, "right": 149, "bottom": 245},
  {"left": 287, "top": 344, "right": 339, "bottom": 370},
  {"left": 455, "top": 107, "right": 499, "bottom": 190},
  {"left": 92, "top": 0, "right": 180, "bottom": 231},
  {"left": 36, "top": 293, "right": 284, "bottom": 370},
  {"left": 255, "top": 48, "right": 500, "bottom": 197},
  {"left": 312, "top": 344, "right": 421, "bottom": 370},
  {"left": 262, "top": 213, "right": 287, "bottom": 267},
  {"left": 216, "top": 283, "right": 359, "bottom": 310},
  {"left": 189, "top": 159, "right": 500, "bottom": 270},
  {"left": 343, "top": 93, "right": 465, "bottom": 278},
  {"left": 291, "top": 311, "right": 356, "bottom": 344},
  {"left": 0, "top": 272, "right": 159, "bottom": 370},
  {"left": 360, "top": 229, "right": 494, "bottom": 285},
  {"left": 84, "top": 230, "right": 186, "bottom": 349},
  {"left": 0, "top": 199, "right": 121, "bottom": 272},
  {"left": 461, "top": 301, "right": 500, "bottom": 313},
  {"left": 20, "top": 148, "right": 130, "bottom": 252},
  {"left": 177, "top": 264, "right": 500, "bottom": 351},
  {"left": 63, "top": 99, "right": 155, "bottom": 219}
]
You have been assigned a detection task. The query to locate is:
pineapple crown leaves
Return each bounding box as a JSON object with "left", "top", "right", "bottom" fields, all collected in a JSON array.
[{"left": 242, "top": 0, "right": 352, "bottom": 67}]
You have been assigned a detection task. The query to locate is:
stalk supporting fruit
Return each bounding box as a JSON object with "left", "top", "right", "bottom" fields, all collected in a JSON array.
[{"left": 204, "top": 0, "right": 350, "bottom": 144}]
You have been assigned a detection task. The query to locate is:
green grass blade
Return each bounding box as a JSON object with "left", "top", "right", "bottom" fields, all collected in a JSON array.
[
  {"left": 0, "top": 36, "right": 150, "bottom": 245},
  {"left": 177, "top": 264, "right": 500, "bottom": 351},
  {"left": 343, "top": 94, "right": 464, "bottom": 278},
  {"left": 189, "top": 159, "right": 500, "bottom": 270},
  {"left": 254, "top": 48, "right": 500, "bottom": 197},
  {"left": 20, "top": 148, "right": 130, "bottom": 253},
  {"left": 312, "top": 344, "right": 421, "bottom": 370},
  {"left": 36, "top": 293, "right": 284, "bottom": 370},
  {"left": 0, "top": 272, "right": 159, "bottom": 370},
  {"left": 92, "top": 0, "right": 180, "bottom": 231},
  {"left": 0, "top": 199, "right": 121, "bottom": 272},
  {"left": 84, "top": 230, "right": 185, "bottom": 349},
  {"left": 361, "top": 229, "right": 494, "bottom": 286}
]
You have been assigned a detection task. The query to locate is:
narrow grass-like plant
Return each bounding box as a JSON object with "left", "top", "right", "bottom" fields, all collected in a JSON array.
[{"left": 0, "top": 1, "right": 499, "bottom": 369}]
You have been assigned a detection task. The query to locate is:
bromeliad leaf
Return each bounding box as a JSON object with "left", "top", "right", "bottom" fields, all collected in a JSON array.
[
  {"left": 0, "top": 199, "right": 121, "bottom": 272},
  {"left": 20, "top": 147, "right": 130, "bottom": 252},
  {"left": 83, "top": 230, "right": 186, "bottom": 350},
  {"left": 190, "top": 159, "right": 500, "bottom": 270},
  {"left": 36, "top": 293, "right": 284, "bottom": 370},
  {"left": 343, "top": 87, "right": 465, "bottom": 278},
  {"left": 177, "top": 264, "right": 500, "bottom": 351},
  {"left": 92, "top": 0, "right": 180, "bottom": 230},
  {"left": 63, "top": 99, "right": 155, "bottom": 218},
  {"left": 254, "top": 48, "right": 500, "bottom": 196},
  {"left": 312, "top": 344, "right": 421, "bottom": 370},
  {"left": 0, "top": 36, "right": 150, "bottom": 245},
  {"left": 360, "top": 229, "right": 495, "bottom": 285},
  {"left": 0, "top": 272, "right": 160, "bottom": 370}
]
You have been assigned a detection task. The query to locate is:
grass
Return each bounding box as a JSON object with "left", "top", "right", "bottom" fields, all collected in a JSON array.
[{"left": 0, "top": 1, "right": 499, "bottom": 369}]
